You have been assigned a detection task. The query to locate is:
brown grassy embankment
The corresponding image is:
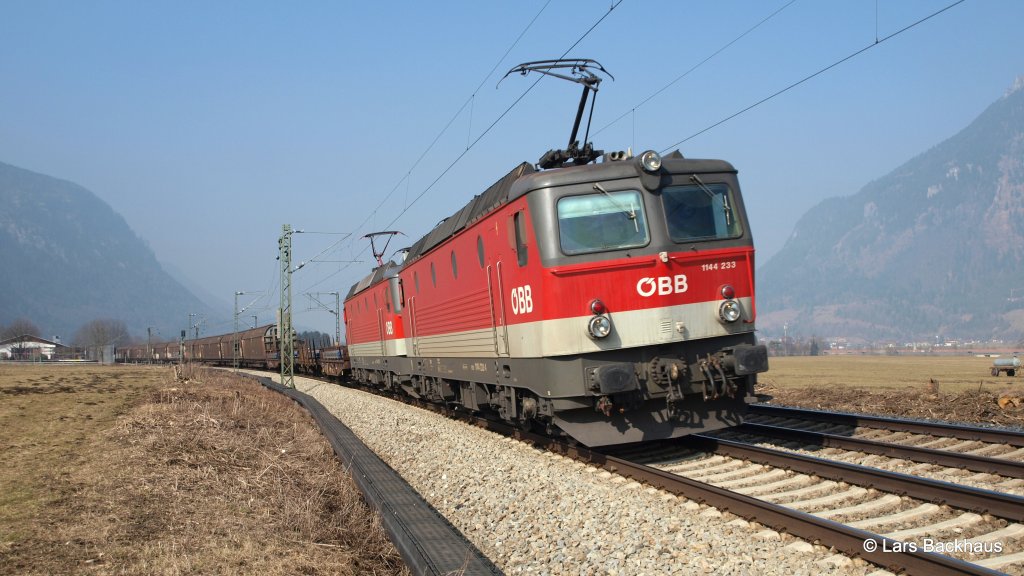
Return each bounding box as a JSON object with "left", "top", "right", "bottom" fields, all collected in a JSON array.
[{"left": 0, "top": 363, "right": 408, "bottom": 575}]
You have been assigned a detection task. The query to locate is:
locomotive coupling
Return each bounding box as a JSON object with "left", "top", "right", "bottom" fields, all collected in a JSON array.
[
  {"left": 649, "top": 357, "right": 687, "bottom": 387},
  {"left": 721, "top": 344, "right": 769, "bottom": 376},
  {"left": 587, "top": 364, "right": 640, "bottom": 395}
]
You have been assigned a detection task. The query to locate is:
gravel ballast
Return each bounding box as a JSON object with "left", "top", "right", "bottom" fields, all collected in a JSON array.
[{"left": 284, "top": 376, "right": 876, "bottom": 575}]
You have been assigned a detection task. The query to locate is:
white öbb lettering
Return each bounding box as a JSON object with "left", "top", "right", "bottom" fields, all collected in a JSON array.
[
  {"left": 510, "top": 285, "right": 534, "bottom": 315},
  {"left": 637, "top": 275, "right": 689, "bottom": 297}
]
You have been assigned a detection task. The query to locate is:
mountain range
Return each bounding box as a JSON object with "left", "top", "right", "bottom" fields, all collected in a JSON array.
[
  {"left": 3, "top": 77, "right": 1023, "bottom": 345},
  {"left": 0, "top": 161, "right": 216, "bottom": 342},
  {"left": 758, "top": 77, "right": 1024, "bottom": 343}
]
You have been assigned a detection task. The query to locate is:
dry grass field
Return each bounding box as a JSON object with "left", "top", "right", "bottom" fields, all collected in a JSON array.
[
  {"left": 759, "top": 354, "right": 1024, "bottom": 426},
  {"left": 0, "top": 363, "right": 408, "bottom": 575}
]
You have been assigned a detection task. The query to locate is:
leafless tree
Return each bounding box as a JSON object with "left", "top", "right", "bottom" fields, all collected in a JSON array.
[
  {"left": 2, "top": 318, "right": 40, "bottom": 340},
  {"left": 73, "top": 319, "right": 131, "bottom": 360},
  {"left": 1, "top": 318, "right": 42, "bottom": 359}
]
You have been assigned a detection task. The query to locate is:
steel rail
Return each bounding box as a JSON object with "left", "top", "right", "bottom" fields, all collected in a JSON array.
[
  {"left": 686, "top": 435, "right": 1024, "bottom": 522},
  {"left": 513, "top": 432, "right": 1001, "bottom": 576},
  {"left": 734, "top": 421, "right": 1024, "bottom": 478},
  {"left": 750, "top": 404, "right": 1024, "bottom": 447}
]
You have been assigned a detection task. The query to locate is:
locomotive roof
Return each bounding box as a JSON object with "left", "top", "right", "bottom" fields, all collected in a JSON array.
[
  {"left": 346, "top": 260, "right": 401, "bottom": 300},
  {"left": 403, "top": 154, "right": 736, "bottom": 264},
  {"left": 510, "top": 155, "right": 737, "bottom": 195},
  {"left": 405, "top": 161, "right": 536, "bottom": 264},
  {"left": 346, "top": 153, "right": 737, "bottom": 299}
]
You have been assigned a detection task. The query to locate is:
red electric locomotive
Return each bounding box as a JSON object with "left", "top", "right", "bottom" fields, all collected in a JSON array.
[
  {"left": 344, "top": 149, "right": 768, "bottom": 446},
  {"left": 344, "top": 60, "right": 767, "bottom": 446}
]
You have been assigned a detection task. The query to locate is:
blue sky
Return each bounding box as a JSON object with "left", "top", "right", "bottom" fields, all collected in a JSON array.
[{"left": 2, "top": 0, "right": 1022, "bottom": 337}]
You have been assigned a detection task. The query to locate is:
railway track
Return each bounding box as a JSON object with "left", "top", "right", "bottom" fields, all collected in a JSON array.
[
  {"left": 592, "top": 404, "right": 1024, "bottom": 575},
  {"left": 731, "top": 404, "right": 1024, "bottom": 494},
  {"left": 749, "top": 404, "right": 1024, "bottom": 450},
  {"left": 599, "top": 435, "right": 1024, "bottom": 575},
  {"left": 251, "top": 370, "right": 1024, "bottom": 574},
  {"left": 723, "top": 421, "right": 1024, "bottom": 479},
  {"left": 533, "top": 400, "right": 1024, "bottom": 575}
]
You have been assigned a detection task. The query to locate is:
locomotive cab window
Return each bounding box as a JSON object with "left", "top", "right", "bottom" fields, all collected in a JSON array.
[
  {"left": 557, "top": 189, "right": 650, "bottom": 255},
  {"left": 662, "top": 183, "right": 742, "bottom": 243},
  {"left": 513, "top": 212, "right": 528, "bottom": 267}
]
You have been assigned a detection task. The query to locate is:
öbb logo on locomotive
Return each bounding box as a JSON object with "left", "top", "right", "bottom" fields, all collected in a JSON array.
[
  {"left": 636, "top": 274, "right": 689, "bottom": 297},
  {"left": 510, "top": 285, "right": 534, "bottom": 315},
  {"left": 135, "top": 59, "right": 769, "bottom": 448}
]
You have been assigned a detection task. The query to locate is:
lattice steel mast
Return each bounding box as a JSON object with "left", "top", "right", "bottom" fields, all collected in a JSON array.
[{"left": 278, "top": 224, "right": 295, "bottom": 388}]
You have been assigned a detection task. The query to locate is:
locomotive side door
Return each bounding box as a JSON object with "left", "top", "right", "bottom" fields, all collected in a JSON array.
[
  {"left": 408, "top": 296, "right": 418, "bottom": 356},
  {"left": 376, "top": 308, "right": 386, "bottom": 355},
  {"left": 488, "top": 262, "right": 510, "bottom": 356}
]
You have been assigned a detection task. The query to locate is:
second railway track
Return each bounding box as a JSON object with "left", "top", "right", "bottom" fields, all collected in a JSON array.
[{"left": 606, "top": 434, "right": 1024, "bottom": 575}]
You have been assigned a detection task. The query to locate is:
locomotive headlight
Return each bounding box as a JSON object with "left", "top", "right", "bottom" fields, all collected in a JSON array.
[
  {"left": 719, "top": 300, "right": 741, "bottom": 323},
  {"left": 588, "top": 315, "right": 612, "bottom": 339},
  {"left": 640, "top": 150, "right": 662, "bottom": 172}
]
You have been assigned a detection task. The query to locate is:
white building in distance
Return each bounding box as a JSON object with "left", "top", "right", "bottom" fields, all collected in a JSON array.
[{"left": 0, "top": 335, "right": 66, "bottom": 360}]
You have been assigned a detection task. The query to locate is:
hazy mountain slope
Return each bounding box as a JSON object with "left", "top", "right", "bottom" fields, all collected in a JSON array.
[
  {"left": 758, "top": 79, "right": 1024, "bottom": 341},
  {"left": 0, "top": 161, "right": 215, "bottom": 341}
]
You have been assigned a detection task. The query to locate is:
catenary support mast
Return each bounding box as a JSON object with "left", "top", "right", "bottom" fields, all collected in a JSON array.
[{"left": 278, "top": 224, "right": 295, "bottom": 388}]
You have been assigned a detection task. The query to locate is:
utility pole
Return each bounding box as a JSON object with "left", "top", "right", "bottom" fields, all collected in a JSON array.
[
  {"left": 233, "top": 292, "right": 244, "bottom": 370},
  {"left": 307, "top": 291, "right": 341, "bottom": 346},
  {"left": 232, "top": 291, "right": 262, "bottom": 369},
  {"left": 187, "top": 314, "right": 204, "bottom": 362},
  {"left": 333, "top": 291, "right": 340, "bottom": 346},
  {"left": 147, "top": 327, "right": 157, "bottom": 364},
  {"left": 278, "top": 224, "right": 295, "bottom": 388}
]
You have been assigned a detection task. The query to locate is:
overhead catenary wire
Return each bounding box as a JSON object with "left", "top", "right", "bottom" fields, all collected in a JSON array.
[
  {"left": 303, "top": 1, "right": 625, "bottom": 295},
  {"left": 658, "top": 0, "right": 967, "bottom": 153},
  {"left": 380, "top": 0, "right": 625, "bottom": 232},
  {"left": 593, "top": 0, "right": 799, "bottom": 138},
  {"left": 340, "top": 0, "right": 554, "bottom": 255},
  {"left": 302, "top": 0, "right": 558, "bottom": 294}
]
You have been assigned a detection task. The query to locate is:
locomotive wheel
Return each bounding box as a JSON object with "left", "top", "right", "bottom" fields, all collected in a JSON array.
[{"left": 1010, "top": 370, "right": 1017, "bottom": 377}]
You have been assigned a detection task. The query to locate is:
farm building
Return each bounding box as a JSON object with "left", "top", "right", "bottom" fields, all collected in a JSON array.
[{"left": 0, "top": 335, "right": 66, "bottom": 360}]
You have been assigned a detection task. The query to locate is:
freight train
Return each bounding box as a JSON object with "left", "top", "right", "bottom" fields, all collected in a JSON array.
[
  {"left": 114, "top": 324, "right": 350, "bottom": 379},
  {"left": 117, "top": 150, "right": 768, "bottom": 447},
  {"left": 120, "top": 60, "right": 769, "bottom": 447}
]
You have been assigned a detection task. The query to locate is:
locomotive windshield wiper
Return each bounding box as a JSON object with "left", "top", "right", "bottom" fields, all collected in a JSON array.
[
  {"left": 690, "top": 175, "right": 732, "bottom": 227},
  {"left": 593, "top": 183, "right": 639, "bottom": 232}
]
